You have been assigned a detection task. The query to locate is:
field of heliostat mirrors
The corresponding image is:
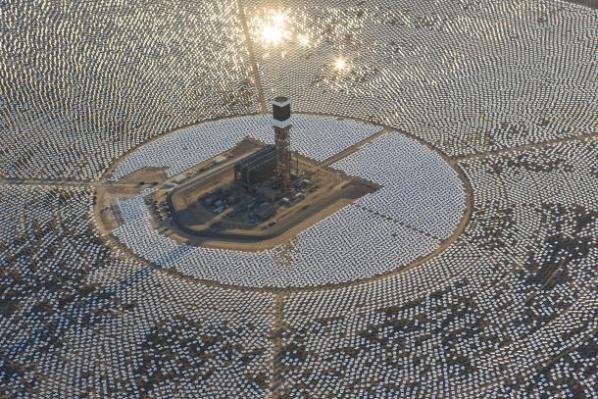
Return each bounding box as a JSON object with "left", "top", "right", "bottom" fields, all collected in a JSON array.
[{"left": 0, "top": 1, "right": 596, "bottom": 398}]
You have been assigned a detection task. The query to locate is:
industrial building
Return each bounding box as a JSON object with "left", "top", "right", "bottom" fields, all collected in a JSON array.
[{"left": 234, "top": 145, "right": 277, "bottom": 186}]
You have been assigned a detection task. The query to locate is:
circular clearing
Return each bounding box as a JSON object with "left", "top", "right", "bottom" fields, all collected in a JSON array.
[{"left": 98, "top": 114, "right": 469, "bottom": 289}]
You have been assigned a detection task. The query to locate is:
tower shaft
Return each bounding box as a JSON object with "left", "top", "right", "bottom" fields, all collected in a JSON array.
[
  {"left": 275, "top": 126, "right": 292, "bottom": 194},
  {"left": 272, "top": 96, "right": 293, "bottom": 195}
]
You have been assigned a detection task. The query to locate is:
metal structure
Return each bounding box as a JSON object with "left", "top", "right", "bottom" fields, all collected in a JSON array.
[
  {"left": 234, "top": 145, "right": 277, "bottom": 186},
  {"left": 232, "top": 96, "right": 295, "bottom": 195},
  {"left": 272, "top": 96, "right": 293, "bottom": 194}
]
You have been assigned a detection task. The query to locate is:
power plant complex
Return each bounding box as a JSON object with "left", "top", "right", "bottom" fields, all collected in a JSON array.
[{"left": 152, "top": 96, "right": 378, "bottom": 248}]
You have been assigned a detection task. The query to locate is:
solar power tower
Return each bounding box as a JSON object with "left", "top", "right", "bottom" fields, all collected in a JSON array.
[{"left": 272, "top": 96, "right": 293, "bottom": 194}]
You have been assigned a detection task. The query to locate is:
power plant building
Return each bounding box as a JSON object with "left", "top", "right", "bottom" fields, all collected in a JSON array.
[{"left": 234, "top": 145, "right": 277, "bottom": 186}]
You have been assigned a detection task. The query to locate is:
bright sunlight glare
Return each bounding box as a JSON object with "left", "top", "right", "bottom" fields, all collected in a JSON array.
[{"left": 334, "top": 57, "right": 348, "bottom": 71}]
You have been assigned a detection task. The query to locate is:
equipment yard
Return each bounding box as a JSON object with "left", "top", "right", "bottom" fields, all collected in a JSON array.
[{"left": 159, "top": 140, "right": 378, "bottom": 249}]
